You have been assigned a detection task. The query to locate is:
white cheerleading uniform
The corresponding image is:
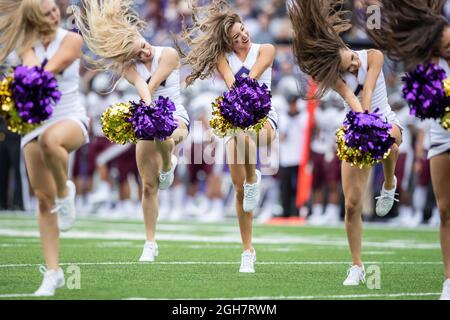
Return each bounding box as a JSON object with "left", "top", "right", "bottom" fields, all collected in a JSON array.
[
  {"left": 427, "top": 58, "right": 450, "bottom": 159},
  {"left": 21, "top": 28, "right": 89, "bottom": 148},
  {"left": 225, "top": 43, "right": 278, "bottom": 143},
  {"left": 340, "top": 50, "right": 402, "bottom": 130},
  {"left": 135, "top": 46, "right": 190, "bottom": 129}
]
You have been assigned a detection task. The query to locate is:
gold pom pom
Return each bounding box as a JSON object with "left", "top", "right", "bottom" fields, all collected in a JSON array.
[
  {"left": 336, "top": 127, "right": 391, "bottom": 168},
  {"left": 101, "top": 102, "right": 137, "bottom": 144},
  {"left": 441, "top": 107, "right": 450, "bottom": 131},
  {"left": 444, "top": 77, "right": 450, "bottom": 97},
  {"left": 209, "top": 96, "right": 238, "bottom": 137},
  {"left": 0, "top": 75, "right": 38, "bottom": 135}
]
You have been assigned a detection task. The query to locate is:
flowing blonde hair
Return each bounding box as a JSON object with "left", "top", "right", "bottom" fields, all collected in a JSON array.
[
  {"left": 0, "top": 0, "right": 57, "bottom": 62},
  {"left": 74, "top": 0, "right": 146, "bottom": 76},
  {"left": 178, "top": 0, "right": 242, "bottom": 86},
  {"left": 288, "top": 0, "right": 352, "bottom": 98}
]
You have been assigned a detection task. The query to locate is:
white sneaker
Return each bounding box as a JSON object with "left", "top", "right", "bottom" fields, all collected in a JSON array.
[
  {"left": 343, "top": 265, "right": 366, "bottom": 286},
  {"left": 159, "top": 155, "right": 177, "bottom": 190},
  {"left": 429, "top": 208, "right": 440, "bottom": 227},
  {"left": 406, "top": 212, "right": 423, "bottom": 228},
  {"left": 89, "top": 182, "right": 111, "bottom": 204},
  {"left": 440, "top": 279, "right": 450, "bottom": 300},
  {"left": 139, "top": 241, "right": 159, "bottom": 262},
  {"left": 243, "top": 170, "right": 261, "bottom": 213},
  {"left": 239, "top": 249, "right": 256, "bottom": 273},
  {"left": 52, "top": 180, "right": 77, "bottom": 232},
  {"left": 375, "top": 177, "right": 399, "bottom": 217},
  {"left": 34, "top": 266, "right": 65, "bottom": 297}
]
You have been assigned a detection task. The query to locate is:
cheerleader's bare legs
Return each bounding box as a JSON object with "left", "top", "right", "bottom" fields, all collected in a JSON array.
[
  {"left": 226, "top": 121, "right": 276, "bottom": 272},
  {"left": 23, "top": 120, "right": 85, "bottom": 295},
  {"left": 430, "top": 152, "right": 450, "bottom": 299},
  {"left": 137, "top": 120, "right": 188, "bottom": 262}
]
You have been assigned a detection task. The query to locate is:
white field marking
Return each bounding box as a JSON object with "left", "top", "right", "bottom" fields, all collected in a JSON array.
[
  {"left": 265, "top": 248, "right": 303, "bottom": 252},
  {"left": 0, "top": 229, "right": 440, "bottom": 250},
  {"left": 0, "top": 213, "right": 441, "bottom": 233},
  {"left": 0, "top": 294, "right": 37, "bottom": 298},
  {"left": 0, "top": 218, "right": 240, "bottom": 233},
  {"left": 0, "top": 261, "right": 442, "bottom": 268},
  {"left": 1, "top": 244, "right": 27, "bottom": 247},
  {"left": 186, "top": 244, "right": 242, "bottom": 249},
  {"left": 122, "top": 292, "right": 441, "bottom": 300},
  {"left": 364, "top": 251, "right": 396, "bottom": 255}
]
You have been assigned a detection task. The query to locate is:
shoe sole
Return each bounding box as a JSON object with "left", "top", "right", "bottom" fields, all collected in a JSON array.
[
  {"left": 139, "top": 257, "right": 155, "bottom": 262},
  {"left": 239, "top": 269, "right": 255, "bottom": 273}
]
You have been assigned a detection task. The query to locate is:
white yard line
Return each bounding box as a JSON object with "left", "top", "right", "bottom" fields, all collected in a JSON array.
[
  {"left": 0, "top": 294, "right": 37, "bottom": 298},
  {"left": 0, "top": 229, "right": 440, "bottom": 249},
  {"left": 0, "top": 261, "right": 442, "bottom": 268},
  {"left": 123, "top": 292, "right": 441, "bottom": 300}
]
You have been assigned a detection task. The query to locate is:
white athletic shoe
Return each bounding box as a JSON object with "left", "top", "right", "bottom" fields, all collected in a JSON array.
[
  {"left": 343, "top": 265, "right": 366, "bottom": 286},
  {"left": 429, "top": 208, "right": 441, "bottom": 227},
  {"left": 158, "top": 155, "right": 178, "bottom": 190},
  {"left": 375, "top": 177, "right": 399, "bottom": 217},
  {"left": 52, "top": 180, "right": 77, "bottom": 232},
  {"left": 440, "top": 279, "right": 450, "bottom": 300},
  {"left": 239, "top": 250, "right": 256, "bottom": 273},
  {"left": 89, "top": 182, "right": 111, "bottom": 204},
  {"left": 34, "top": 266, "right": 65, "bottom": 297},
  {"left": 139, "top": 241, "right": 159, "bottom": 262},
  {"left": 243, "top": 170, "right": 261, "bottom": 213}
]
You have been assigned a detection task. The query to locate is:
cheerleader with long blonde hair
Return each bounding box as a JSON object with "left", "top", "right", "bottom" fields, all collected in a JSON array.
[
  {"left": 75, "top": 0, "right": 190, "bottom": 263},
  {"left": 179, "top": 0, "right": 278, "bottom": 273},
  {"left": 0, "top": 0, "right": 89, "bottom": 296},
  {"left": 364, "top": 0, "right": 450, "bottom": 300},
  {"left": 288, "top": 0, "right": 403, "bottom": 286}
]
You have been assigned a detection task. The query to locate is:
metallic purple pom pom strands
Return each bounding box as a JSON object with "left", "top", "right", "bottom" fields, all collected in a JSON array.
[
  {"left": 101, "top": 96, "right": 178, "bottom": 144},
  {"left": 402, "top": 63, "right": 448, "bottom": 120},
  {"left": 336, "top": 110, "right": 395, "bottom": 168},
  {"left": 12, "top": 64, "right": 61, "bottom": 124},
  {"left": 219, "top": 76, "right": 272, "bottom": 128},
  {"left": 129, "top": 97, "right": 178, "bottom": 141},
  {"left": 210, "top": 76, "right": 272, "bottom": 137}
]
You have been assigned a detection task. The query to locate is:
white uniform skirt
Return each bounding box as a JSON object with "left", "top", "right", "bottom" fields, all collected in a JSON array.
[
  {"left": 21, "top": 114, "right": 90, "bottom": 149},
  {"left": 428, "top": 121, "right": 450, "bottom": 159}
]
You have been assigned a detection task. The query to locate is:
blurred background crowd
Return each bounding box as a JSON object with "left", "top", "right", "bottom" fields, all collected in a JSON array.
[{"left": 0, "top": 0, "right": 444, "bottom": 227}]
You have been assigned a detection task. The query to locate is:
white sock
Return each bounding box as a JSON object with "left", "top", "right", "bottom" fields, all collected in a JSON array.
[
  {"left": 399, "top": 205, "right": 413, "bottom": 219},
  {"left": 412, "top": 186, "right": 427, "bottom": 212},
  {"left": 312, "top": 204, "right": 323, "bottom": 217},
  {"left": 172, "top": 185, "right": 185, "bottom": 210},
  {"left": 210, "top": 199, "right": 223, "bottom": 212},
  {"left": 325, "top": 203, "right": 340, "bottom": 217}
]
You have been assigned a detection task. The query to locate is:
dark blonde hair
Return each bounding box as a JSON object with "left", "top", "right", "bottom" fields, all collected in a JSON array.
[
  {"left": 364, "top": 0, "right": 448, "bottom": 69},
  {"left": 178, "top": 0, "right": 243, "bottom": 86},
  {"left": 74, "top": 0, "right": 147, "bottom": 77},
  {"left": 0, "top": 0, "right": 58, "bottom": 62},
  {"left": 288, "top": 0, "right": 352, "bottom": 98}
]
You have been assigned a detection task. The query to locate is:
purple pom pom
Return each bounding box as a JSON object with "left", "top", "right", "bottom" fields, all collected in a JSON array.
[
  {"left": 343, "top": 109, "right": 395, "bottom": 161},
  {"left": 12, "top": 64, "right": 61, "bottom": 124},
  {"left": 402, "top": 64, "right": 448, "bottom": 120},
  {"left": 129, "top": 96, "right": 178, "bottom": 141},
  {"left": 219, "top": 77, "right": 272, "bottom": 128}
]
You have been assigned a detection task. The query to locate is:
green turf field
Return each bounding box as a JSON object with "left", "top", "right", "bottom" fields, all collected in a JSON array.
[{"left": 0, "top": 213, "right": 444, "bottom": 300}]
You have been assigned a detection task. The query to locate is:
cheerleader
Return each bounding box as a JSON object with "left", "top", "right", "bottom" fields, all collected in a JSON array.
[
  {"left": 75, "top": 0, "right": 190, "bottom": 262},
  {"left": 0, "top": 0, "right": 89, "bottom": 296},
  {"left": 179, "top": 0, "right": 278, "bottom": 273},
  {"left": 364, "top": 0, "right": 450, "bottom": 300},
  {"left": 288, "top": 0, "right": 403, "bottom": 286}
]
